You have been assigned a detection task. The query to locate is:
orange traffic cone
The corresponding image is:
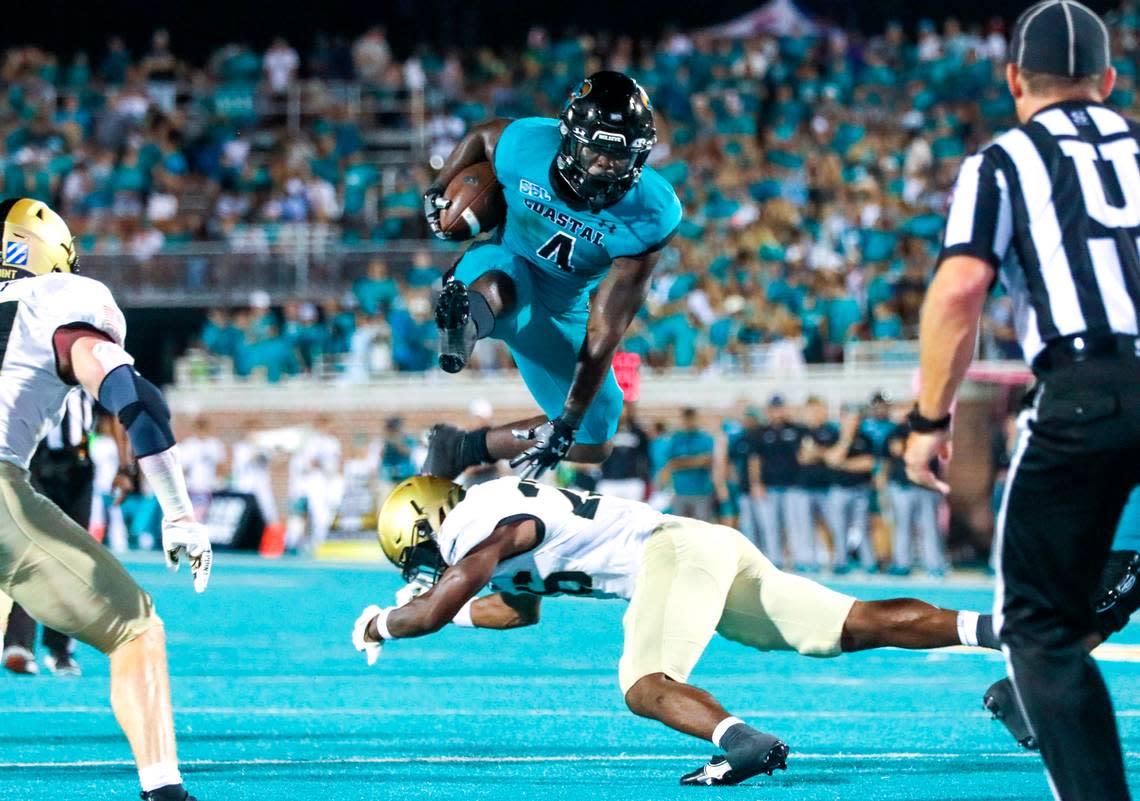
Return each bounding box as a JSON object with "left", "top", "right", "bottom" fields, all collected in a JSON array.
[{"left": 259, "top": 522, "right": 286, "bottom": 558}]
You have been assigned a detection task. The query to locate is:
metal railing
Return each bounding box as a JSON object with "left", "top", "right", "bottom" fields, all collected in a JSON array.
[{"left": 83, "top": 238, "right": 450, "bottom": 307}]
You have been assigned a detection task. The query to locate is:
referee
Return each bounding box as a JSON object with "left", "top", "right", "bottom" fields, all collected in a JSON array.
[{"left": 906, "top": 3, "right": 1134, "bottom": 799}]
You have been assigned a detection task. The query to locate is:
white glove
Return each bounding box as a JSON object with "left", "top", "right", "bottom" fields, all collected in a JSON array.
[
  {"left": 352, "top": 604, "right": 385, "bottom": 666},
  {"left": 395, "top": 573, "right": 435, "bottom": 607},
  {"left": 161, "top": 519, "right": 213, "bottom": 594}
]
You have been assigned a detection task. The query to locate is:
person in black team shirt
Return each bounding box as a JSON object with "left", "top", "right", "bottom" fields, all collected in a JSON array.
[
  {"left": 728, "top": 407, "right": 765, "bottom": 548},
  {"left": 824, "top": 407, "right": 877, "bottom": 573},
  {"left": 597, "top": 405, "right": 651, "bottom": 502},
  {"left": 749, "top": 396, "right": 806, "bottom": 570},
  {"left": 886, "top": 417, "right": 946, "bottom": 577},
  {"left": 797, "top": 396, "right": 841, "bottom": 569}
]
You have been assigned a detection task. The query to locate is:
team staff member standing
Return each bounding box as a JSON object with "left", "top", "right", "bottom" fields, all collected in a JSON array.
[
  {"left": 825, "top": 409, "right": 876, "bottom": 573},
  {"left": 796, "top": 397, "right": 840, "bottom": 569},
  {"left": 906, "top": 4, "right": 1136, "bottom": 798},
  {"left": 887, "top": 419, "right": 945, "bottom": 577},
  {"left": 749, "top": 396, "right": 806, "bottom": 570},
  {"left": 664, "top": 408, "right": 715, "bottom": 521}
]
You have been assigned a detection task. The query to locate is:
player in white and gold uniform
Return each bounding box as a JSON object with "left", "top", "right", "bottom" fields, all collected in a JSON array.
[
  {"left": 354, "top": 475, "right": 999, "bottom": 786},
  {"left": 0, "top": 198, "right": 211, "bottom": 801}
]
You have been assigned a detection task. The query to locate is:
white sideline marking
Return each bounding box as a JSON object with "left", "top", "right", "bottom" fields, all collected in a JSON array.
[{"left": 1, "top": 752, "right": 1126, "bottom": 770}]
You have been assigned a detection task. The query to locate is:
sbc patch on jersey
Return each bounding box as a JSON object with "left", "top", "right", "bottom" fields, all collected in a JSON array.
[
  {"left": 519, "top": 179, "right": 551, "bottom": 201},
  {"left": 3, "top": 241, "right": 28, "bottom": 267}
]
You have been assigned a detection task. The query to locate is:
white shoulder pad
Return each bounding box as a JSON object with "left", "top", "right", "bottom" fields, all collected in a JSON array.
[
  {"left": 32, "top": 274, "right": 127, "bottom": 347},
  {"left": 437, "top": 481, "right": 508, "bottom": 565}
]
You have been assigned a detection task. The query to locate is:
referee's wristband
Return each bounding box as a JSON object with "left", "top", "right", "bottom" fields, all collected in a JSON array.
[{"left": 907, "top": 406, "right": 952, "bottom": 433}]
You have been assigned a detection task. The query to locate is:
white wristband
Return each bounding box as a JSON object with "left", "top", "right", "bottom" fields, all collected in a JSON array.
[
  {"left": 452, "top": 598, "right": 476, "bottom": 628},
  {"left": 374, "top": 606, "right": 394, "bottom": 640},
  {"left": 137, "top": 446, "right": 194, "bottom": 521}
]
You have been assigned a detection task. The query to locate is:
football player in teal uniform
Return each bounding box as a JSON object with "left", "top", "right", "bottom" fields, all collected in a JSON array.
[{"left": 421, "top": 71, "right": 682, "bottom": 480}]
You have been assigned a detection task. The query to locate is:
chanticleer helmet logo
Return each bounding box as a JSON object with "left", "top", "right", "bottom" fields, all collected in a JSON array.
[{"left": 571, "top": 79, "right": 592, "bottom": 100}]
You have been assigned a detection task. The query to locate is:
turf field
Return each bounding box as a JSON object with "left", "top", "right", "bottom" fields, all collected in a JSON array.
[{"left": 1, "top": 554, "right": 1137, "bottom": 801}]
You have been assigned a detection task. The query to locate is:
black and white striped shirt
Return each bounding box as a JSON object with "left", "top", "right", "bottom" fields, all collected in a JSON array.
[
  {"left": 939, "top": 100, "right": 1140, "bottom": 366},
  {"left": 42, "top": 391, "right": 94, "bottom": 454}
]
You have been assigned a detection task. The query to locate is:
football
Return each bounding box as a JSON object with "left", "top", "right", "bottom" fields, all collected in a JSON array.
[{"left": 439, "top": 162, "right": 506, "bottom": 240}]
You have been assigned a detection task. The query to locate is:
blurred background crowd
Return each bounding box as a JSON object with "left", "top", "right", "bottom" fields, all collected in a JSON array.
[
  {"left": 83, "top": 393, "right": 1025, "bottom": 574},
  {"left": 10, "top": 4, "right": 1139, "bottom": 379}
]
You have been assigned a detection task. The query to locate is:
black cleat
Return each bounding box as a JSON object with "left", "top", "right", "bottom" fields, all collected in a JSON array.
[
  {"left": 436, "top": 280, "right": 477, "bottom": 374},
  {"left": 140, "top": 784, "right": 197, "bottom": 801},
  {"left": 983, "top": 678, "right": 1038, "bottom": 750},
  {"left": 423, "top": 424, "right": 475, "bottom": 480},
  {"left": 680, "top": 740, "right": 789, "bottom": 786}
]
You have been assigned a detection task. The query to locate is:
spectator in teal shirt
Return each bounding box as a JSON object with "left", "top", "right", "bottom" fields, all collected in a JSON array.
[
  {"left": 380, "top": 417, "right": 418, "bottom": 484},
  {"left": 353, "top": 258, "right": 400, "bottom": 316},
  {"left": 389, "top": 293, "right": 436, "bottom": 372},
  {"left": 665, "top": 407, "right": 716, "bottom": 522}
]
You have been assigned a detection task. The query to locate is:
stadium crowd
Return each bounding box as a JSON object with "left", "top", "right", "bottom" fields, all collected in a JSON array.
[{"left": 10, "top": 7, "right": 1138, "bottom": 376}]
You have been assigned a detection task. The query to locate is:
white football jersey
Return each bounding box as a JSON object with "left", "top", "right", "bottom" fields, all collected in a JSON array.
[
  {"left": 0, "top": 274, "right": 126, "bottom": 469},
  {"left": 435, "top": 477, "right": 667, "bottom": 600}
]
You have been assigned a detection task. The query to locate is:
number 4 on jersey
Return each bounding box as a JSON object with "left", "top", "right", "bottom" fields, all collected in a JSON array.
[{"left": 537, "top": 232, "right": 576, "bottom": 272}]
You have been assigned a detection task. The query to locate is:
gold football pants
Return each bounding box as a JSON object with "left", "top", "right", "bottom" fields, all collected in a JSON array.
[
  {"left": 619, "top": 517, "right": 856, "bottom": 694},
  {"left": 0, "top": 461, "right": 158, "bottom": 654}
]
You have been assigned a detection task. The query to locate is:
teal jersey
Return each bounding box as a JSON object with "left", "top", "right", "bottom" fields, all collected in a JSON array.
[{"left": 493, "top": 117, "right": 682, "bottom": 304}]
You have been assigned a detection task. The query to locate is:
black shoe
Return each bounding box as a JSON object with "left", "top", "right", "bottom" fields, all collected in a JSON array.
[
  {"left": 983, "top": 678, "right": 1038, "bottom": 750},
  {"left": 140, "top": 784, "right": 197, "bottom": 801},
  {"left": 423, "top": 424, "right": 474, "bottom": 480},
  {"left": 436, "top": 280, "right": 477, "bottom": 374},
  {"left": 680, "top": 739, "right": 789, "bottom": 786}
]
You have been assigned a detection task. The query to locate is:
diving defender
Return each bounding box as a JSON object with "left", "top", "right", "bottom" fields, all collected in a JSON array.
[{"left": 353, "top": 476, "right": 999, "bottom": 786}]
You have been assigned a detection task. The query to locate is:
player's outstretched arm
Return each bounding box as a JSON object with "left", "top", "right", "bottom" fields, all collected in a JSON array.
[
  {"left": 510, "top": 253, "right": 660, "bottom": 478},
  {"left": 353, "top": 518, "right": 541, "bottom": 663},
  {"left": 568, "top": 253, "right": 659, "bottom": 423},
  {"left": 468, "top": 593, "right": 541, "bottom": 630},
  {"left": 62, "top": 329, "right": 212, "bottom": 592}
]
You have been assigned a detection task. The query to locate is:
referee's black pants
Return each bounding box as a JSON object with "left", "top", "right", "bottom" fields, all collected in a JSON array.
[
  {"left": 997, "top": 360, "right": 1139, "bottom": 801},
  {"left": 4, "top": 462, "right": 93, "bottom": 657}
]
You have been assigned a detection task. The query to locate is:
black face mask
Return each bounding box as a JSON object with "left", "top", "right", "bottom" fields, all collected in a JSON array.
[
  {"left": 399, "top": 522, "right": 448, "bottom": 583},
  {"left": 554, "top": 125, "right": 652, "bottom": 212}
]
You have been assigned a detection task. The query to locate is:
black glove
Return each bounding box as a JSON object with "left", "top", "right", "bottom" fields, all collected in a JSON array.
[
  {"left": 423, "top": 184, "right": 452, "bottom": 240},
  {"left": 509, "top": 417, "right": 578, "bottom": 479}
]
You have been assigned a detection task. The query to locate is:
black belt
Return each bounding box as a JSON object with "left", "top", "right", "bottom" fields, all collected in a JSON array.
[{"left": 1033, "top": 333, "right": 1140, "bottom": 372}]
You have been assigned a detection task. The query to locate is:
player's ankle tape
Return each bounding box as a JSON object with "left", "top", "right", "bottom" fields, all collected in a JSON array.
[{"left": 468, "top": 292, "right": 495, "bottom": 339}]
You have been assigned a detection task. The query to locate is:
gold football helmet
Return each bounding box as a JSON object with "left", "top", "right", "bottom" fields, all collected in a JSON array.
[
  {"left": 377, "top": 476, "right": 466, "bottom": 581},
  {"left": 0, "top": 198, "right": 79, "bottom": 281}
]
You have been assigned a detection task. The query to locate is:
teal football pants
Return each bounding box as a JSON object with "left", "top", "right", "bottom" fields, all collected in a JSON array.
[{"left": 452, "top": 242, "right": 623, "bottom": 445}]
